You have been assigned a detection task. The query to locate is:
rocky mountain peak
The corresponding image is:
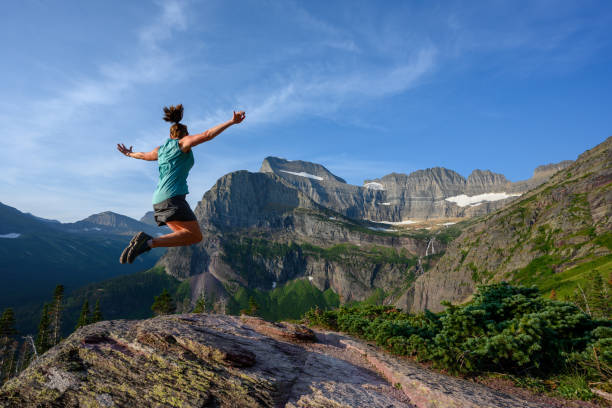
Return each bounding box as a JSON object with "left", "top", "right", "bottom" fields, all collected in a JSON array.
[
  {"left": 465, "top": 169, "right": 510, "bottom": 195},
  {"left": 80, "top": 211, "right": 136, "bottom": 228},
  {"left": 466, "top": 169, "right": 508, "bottom": 186},
  {"left": 532, "top": 160, "right": 574, "bottom": 178},
  {"left": 260, "top": 156, "right": 347, "bottom": 184}
]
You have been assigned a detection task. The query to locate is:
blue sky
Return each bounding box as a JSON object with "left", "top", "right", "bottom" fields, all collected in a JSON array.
[{"left": 1, "top": 0, "right": 611, "bottom": 222}]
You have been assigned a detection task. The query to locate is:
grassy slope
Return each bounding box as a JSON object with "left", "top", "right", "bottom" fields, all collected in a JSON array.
[{"left": 228, "top": 278, "right": 340, "bottom": 321}]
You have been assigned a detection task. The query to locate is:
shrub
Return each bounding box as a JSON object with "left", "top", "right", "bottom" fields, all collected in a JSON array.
[{"left": 303, "top": 282, "right": 611, "bottom": 383}]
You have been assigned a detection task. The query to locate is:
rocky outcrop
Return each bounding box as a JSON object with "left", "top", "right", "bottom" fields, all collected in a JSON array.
[
  {"left": 1, "top": 313, "right": 551, "bottom": 408},
  {"left": 342, "top": 338, "right": 543, "bottom": 408},
  {"left": 401, "top": 137, "right": 612, "bottom": 312},
  {"left": 0, "top": 314, "right": 414, "bottom": 407}
]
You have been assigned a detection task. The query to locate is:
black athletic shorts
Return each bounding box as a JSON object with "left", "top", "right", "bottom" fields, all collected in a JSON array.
[{"left": 153, "top": 194, "right": 197, "bottom": 226}]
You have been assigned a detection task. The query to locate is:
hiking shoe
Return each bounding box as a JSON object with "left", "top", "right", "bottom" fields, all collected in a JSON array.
[
  {"left": 119, "top": 233, "right": 141, "bottom": 264},
  {"left": 127, "top": 232, "right": 152, "bottom": 264}
]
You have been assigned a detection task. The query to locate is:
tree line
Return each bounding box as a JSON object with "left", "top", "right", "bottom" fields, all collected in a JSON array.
[
  {"left": 0, "top": 284, "right": 105, "bottom": 386},
  {"left": 0, "top": 282, "right": 204, "bottom": 386}
]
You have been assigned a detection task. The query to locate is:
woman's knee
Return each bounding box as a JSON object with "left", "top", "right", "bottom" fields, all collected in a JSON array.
[{"left": 189, "top": 230, "right": 203, "bottom": 244}]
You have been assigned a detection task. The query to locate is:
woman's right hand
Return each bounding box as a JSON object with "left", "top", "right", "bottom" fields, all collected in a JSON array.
[{"left": 117, "top": 143, "right": 133, "bottom": 157}]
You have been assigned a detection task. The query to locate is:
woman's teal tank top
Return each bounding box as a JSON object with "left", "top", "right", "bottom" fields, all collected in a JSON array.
[{"left": 152, "top": 138, "right": 194, "bottom": 204}]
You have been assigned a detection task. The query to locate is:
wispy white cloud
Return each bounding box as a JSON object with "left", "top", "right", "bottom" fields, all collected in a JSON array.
[{"left": 202, "top": 46, "right": 437, "bottom": 128}]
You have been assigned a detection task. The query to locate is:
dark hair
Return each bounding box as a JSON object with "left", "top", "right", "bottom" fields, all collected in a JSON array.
[{"left": 163, "top": 104, "right": 188, "bottom": 139}]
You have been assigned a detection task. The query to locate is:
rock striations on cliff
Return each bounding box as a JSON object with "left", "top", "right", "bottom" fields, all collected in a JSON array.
[
  {"left": 400, "top": 137, "right": 612, "bottom": 312},
  {"left": 262, "top": 156, "right": 571, "bottom": 222},
  {"left": 157, "top": 169, "right": 435, "bottom": 309}
]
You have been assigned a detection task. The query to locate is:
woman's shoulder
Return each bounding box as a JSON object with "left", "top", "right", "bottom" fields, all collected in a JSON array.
[{"left": 160, "top": 138, "right": 180, "bottom": 150}]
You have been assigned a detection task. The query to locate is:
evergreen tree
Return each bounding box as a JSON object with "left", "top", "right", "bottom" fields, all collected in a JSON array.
[
  {"left": 151, "top": 289, "right": 175, "bottom": 316},
  {"left": 35, "top": 304, "right": 52, "bottom": 354},
  {"left": 50, "top": 285, "right": 64, "bottom": 346},
  {"left": 248, "top": 296, "right": 259, "bottom": 315},
  {"left": 0, "top": 309, "right": 17, "bottom": 338},
  {"left": 75, "top": 300, "right": 90, "bottom": 330},
  {"left": 241, "top": 296, "right": 259, "bottom": 316},
  {"left": 1, "top": 340, "right": 18, "bottom": 383},
  {"left": 193, "top": 294, "right": 206, "bottom": 313},
  {"left": 180, "top": 297, "right": 191, "bottom": 313},
  {"left": 15, "top": 340, "right": 31, "bottom": 377},
  {"left": 589, "top": 271, "right": 611, "bottom": 319},
  {"left": 90, "top": 299, "right": 103, "bottom": 324}
]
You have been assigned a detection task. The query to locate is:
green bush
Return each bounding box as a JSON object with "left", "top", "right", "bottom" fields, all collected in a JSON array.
[{"left": 303, "top": 282, "right": 611, "bottom": 382}]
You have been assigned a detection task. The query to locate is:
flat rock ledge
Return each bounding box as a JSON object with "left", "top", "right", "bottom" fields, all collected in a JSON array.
[
  {"left": 341, "top": 338, "right": 543, "bottom": 408},
  {"left": 0, "top": 314, "right": 544, "bottom": 408}
]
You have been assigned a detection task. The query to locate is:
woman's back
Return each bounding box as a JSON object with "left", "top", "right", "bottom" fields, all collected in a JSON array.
[{"left": 152, "top": 138, "right": 194, "bottom": 205}]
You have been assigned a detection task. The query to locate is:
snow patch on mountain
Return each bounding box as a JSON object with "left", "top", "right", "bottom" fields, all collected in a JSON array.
[
  {"left": 366, "top": 219, "right": 417, "bottom": 226},
  {"left": 445, "top": 192, "right": 521, "bottom": 207},
  {"left": 0, "top": 233, "right": 21, "bottom": 239},
  {"left": 364, "top": 182, "right": 384, "bottom": 190},
  {"left": 381, "top": 220, "right": 417, "bottom": 225},
  {"left": 280, "top": 170, "right": 323, "bottom": 181},
  {"left": 368, "top": 226, "right": 394, "bottom": 232}
]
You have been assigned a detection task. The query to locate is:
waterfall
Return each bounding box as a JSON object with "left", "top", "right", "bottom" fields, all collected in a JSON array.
[{"left": 425, "top": 238, "right": 436, "bottom": 256}]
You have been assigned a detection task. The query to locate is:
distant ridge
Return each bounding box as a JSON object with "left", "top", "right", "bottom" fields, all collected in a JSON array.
[{"left": 260, "top": 156, "right": 572, "bottom": 221}]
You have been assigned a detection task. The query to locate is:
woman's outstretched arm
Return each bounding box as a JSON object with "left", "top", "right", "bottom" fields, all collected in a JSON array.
[
  {"left": 117, "top": 144, "right": 159, "bottom": 161},
  {"left": 179, "top": 111, "right": 245, "bottom": 152}
]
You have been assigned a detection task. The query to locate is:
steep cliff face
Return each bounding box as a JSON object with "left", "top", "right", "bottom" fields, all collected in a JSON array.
[
  {"left": 262, "top": 156, "right": 571, "bottom": 222},
  {"left": 400, "top": 137, "right": 612, "bottom": 312},
  {"left": 158, "top": 170, "right": 440, "bottom": 308},
  {"left": 261, "top": 157, "right": 383, "bottom": 221}
]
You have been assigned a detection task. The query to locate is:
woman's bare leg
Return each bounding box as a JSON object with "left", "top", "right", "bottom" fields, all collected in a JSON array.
[{"left": 151, "top": 220, "right": 203, "bottom": 247}]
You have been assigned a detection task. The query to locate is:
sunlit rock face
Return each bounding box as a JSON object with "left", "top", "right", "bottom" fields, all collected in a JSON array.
[{"left": 261, "top": 156, "right": 571, "bottom": 222}]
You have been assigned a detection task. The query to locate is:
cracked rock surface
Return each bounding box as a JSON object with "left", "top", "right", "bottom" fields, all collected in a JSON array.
[{"left": 0, "top": 314, "right": 414, "bottom": 407}]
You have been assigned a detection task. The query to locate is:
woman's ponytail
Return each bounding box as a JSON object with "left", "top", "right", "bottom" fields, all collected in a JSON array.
[{"left": 163, "top": 104, "right": 188, "bottom": 139}]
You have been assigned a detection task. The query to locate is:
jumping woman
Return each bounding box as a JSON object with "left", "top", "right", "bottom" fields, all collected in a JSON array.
[{"left": 117, "top": 105, "right": 246, "bottom": 264}]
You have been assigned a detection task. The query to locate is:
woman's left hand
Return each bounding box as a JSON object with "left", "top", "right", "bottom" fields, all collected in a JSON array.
[{"left": 232, "top": 111, "right": 246, "bottom": 124}]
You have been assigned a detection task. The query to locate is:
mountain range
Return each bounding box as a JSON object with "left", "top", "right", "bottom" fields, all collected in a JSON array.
[
  {"left": 261, "top": 156, "right": 572, "bottom": 221},
  {"left": 2, "top": 137, "right": 608, "bottom": 335},
  {"left": 155, "top": 147, "right": 598, "bottom": 316},
  {"left": 0, "top": 203, "right": 167, "bottom": 329}
]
